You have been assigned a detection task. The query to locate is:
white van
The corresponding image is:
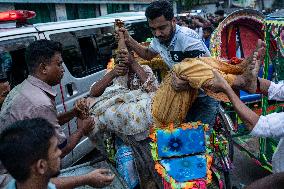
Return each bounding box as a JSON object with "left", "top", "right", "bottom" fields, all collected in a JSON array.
[{"left": 0, "top": 11, "right": 152, "bottom": 168}]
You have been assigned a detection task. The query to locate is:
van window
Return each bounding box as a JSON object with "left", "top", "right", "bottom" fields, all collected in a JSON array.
[
  {"left": 50, "top": 26, "right": 115, "bottom": 78},
  {"left": 0, "top": 36, "right": 36, "bottom": 87},
  {"left": 66, "top": 4, "right": 100, "bottom": 20},
  {"left": 107, "top": 4, "right": 129, "bottom": 14},
  {"left": 125, "top": 21, "right": 152, "bottom": 43},
  {"left": 14, "top": 4, "right": 56, "bottom": 24}
]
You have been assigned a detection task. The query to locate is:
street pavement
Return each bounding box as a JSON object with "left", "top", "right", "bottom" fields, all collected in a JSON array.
[{"left": 230, "top": 146, "right": 271, "bottom": 188}]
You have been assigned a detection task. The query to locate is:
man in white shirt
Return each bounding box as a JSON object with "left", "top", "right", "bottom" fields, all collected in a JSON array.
[{"left": 211, "top": 61, "right": 284, "bottom": 173}]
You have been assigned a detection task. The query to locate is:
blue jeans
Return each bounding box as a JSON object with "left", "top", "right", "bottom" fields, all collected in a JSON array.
[{"left": 186, "top": 94, "right": 219, "bottom": 127}]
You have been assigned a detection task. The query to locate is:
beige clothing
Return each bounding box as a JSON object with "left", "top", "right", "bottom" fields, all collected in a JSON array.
[
  {"left": 152, "top": 57, "right": 237, "bottom": 128},
  {"left": 89, "top": 65, "right": 158, "bottom": 141},
  {"left": 0, "top": 75, "right": 65, "bottom": 142}
]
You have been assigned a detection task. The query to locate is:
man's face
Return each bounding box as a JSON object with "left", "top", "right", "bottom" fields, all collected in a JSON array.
[
  {"left": 214, "top": 15, "right": 224, "bottom": 23},
  {"left": 203, "top": 30, "right": 211, "bottom": 39},
  {"left": 44, "top": 52, "right": 65, "bottom": 86},
  {"left": 46, "top": 136, "right": 62, "bottom": 178},
  {"left": 0, "top": 81, "right": 10, "bottom": 106},
  {"left": 148, "top": 15, "right": 176, "bottom": 44}
]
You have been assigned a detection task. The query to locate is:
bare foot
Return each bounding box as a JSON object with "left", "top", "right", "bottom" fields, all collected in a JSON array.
[
  {"left": 237, "top": 39, "right": 266, "bottom": 69},
  {"left": 234, "top": 45, "right": 265, "bottom": 93}
]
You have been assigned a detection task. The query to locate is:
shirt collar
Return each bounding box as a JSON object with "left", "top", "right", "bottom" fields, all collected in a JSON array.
[
  {"left": 168, "top": 24, "right": 181, "bottom": 49},
  {"left": 27, "top": 75, "right": 57, "bottom": 97}
]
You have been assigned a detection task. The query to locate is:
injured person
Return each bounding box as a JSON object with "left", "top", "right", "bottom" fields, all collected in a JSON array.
[{"left": 86, "top": 39, "right": 265, "bottom": 138}]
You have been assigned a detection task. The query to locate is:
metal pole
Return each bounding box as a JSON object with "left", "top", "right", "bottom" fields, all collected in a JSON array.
[{"left": 261, "top": 0, "right": 265, "bottom": 10}]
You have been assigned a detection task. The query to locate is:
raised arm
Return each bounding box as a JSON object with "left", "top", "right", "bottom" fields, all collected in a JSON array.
[
  {"left": 117, "top": 49, "right": 158, "bottom": 92},
  {"left": 91, "top": 20, "right": 131, "bottom": 97},
  {"left": 90, "top": 64, "right": 128, "bottom": 97},
  {"left": 118, "top": 27, "right": 158, "bottom": 60},
  {"left": 117, "top": 50, "right": 147, "bottom": 84}
]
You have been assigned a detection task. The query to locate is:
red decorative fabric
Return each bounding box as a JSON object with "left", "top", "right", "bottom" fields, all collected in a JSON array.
[
  {"left": 220, "top": 18, "right": 264, "bottom": 59},
  {"left": 162, "top": 178, "right": 172, "bottom": 189},
  {"left": 239, "top": 25, "right": 260, "bottom": 58},
  {"left": 227, "top": 26, "right": 237, "bottom": 59},
  {"left": 221, "top": 25, "right": 237, "bottom": 59},
  {"left": 229, "top": 57, "right": 242, "bottom": 65}
]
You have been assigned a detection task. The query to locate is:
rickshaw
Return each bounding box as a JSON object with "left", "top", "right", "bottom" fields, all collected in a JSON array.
[
  {"left": 58, "top": 9, "right": 283, "bottom": 189},
  {"left": 208, "top": 9, "right": 266, "bottom": 189},
  {"left": 138, "top": 9, "right": 283, "bottom": 189},
  {"left": 101, "top": 10, "right": 269, "bottom": 189},
  {"left": 216, "top": 8, "right": 284, "bottom": 176}
]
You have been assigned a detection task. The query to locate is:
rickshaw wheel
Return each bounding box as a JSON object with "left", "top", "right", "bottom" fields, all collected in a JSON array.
[{"left": 209, "top": 108, "right": 234, "bottom": 189}]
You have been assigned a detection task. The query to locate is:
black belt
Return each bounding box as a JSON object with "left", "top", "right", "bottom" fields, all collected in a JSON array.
[{"left": 170, "top": 50, "right": 206, "bottom": 62}]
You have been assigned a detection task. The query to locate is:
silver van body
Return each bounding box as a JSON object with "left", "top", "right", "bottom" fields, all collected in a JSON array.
[{"left": 0, "top": 13, "right": 150, "bottom": 168}]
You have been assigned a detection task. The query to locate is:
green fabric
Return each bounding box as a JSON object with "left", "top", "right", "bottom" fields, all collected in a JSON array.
[
  {"left": 66, "top": 4, "right": 97, "bottom": 20},
  {"left": 107, "top": 4, "right": 129, "bottom": 14}
]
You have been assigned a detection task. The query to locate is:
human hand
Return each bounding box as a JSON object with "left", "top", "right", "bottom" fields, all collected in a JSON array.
[
  {"left": 84, "top": 169, "right": 115, "bottom": 188},
  {"left": 171, "top": 72, "right": 190, "bottom": 91},
  {"left": 114, "top": 27, "right": 131, "bottom": 45},
  {"left": 110, "top": 62, "right": 129, "bottom": 77},
  {"left": 116, "top": 49, "right": 130, "bottom": 65},
  {"left": 192, "top": 18, "right": 198, "bottom": 24},
  {"left": 77, "top": 117, "right": 95, "bottom": 136},
  {"left": 0, "top": 81, "right": 10, "bottom": 105},
  {"left": 73, "top": 98, "right": 90, "bottom": 119},
  {"left": 211, "top": 69, "right": 230, "bottom": 92}
]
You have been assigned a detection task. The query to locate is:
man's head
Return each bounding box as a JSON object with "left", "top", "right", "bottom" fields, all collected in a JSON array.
[
  {"left": 214, "top": 10, "right": 225, "bottom": 23},
  {"left": 145, "top": 0, "right": 176, "bottom": 44},
  {"left": 203, "top": 25, "right": 214, "bottom": 39},
  {"left": 25, "top": 40, "right": 64, "bottom": 86},
  {"left": 0, "top": 118, "right": 61, "bottom": 183}
]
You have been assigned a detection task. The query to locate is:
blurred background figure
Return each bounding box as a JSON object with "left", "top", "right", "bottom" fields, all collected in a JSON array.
[
  {"left": 188, "top": 15, "right": 211, "bottom": 38},
  {"left": 202, "top": 23, "right": 214, "bottom": 50},
  {"left": 213, "top": 9, "right": 225, "bottom": 27},
  {"left": 0, "top": 49, "right": 12, "bottom": 109}
]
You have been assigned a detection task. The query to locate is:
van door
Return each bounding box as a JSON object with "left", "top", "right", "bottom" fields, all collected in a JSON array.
[
  {"left": 43, "top": 19, "right": 151, "bottom": 167},
  {"left": 0, "top": 34, "right": 40, "bottom": 88},
  {"left": 44, "top": 24, "right": 115, "bottom": 167}
]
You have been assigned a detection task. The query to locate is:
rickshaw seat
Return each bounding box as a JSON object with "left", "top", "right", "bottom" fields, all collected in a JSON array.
[{"left": 240, "top": 92, "right": 261, "bottom": 102}]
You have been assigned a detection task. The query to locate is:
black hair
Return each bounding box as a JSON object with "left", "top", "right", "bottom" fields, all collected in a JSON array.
[
  {"left": 203, "top": 25, "right": 214, "bottom": 33},
  {"left": 25, "top": 40, "right": 62, "bottom": 74},
  {"left": 0, "top": 118, "right": 55, "bottom": 182},
  {"left": 145, "top": 0, "right": 174, "bottom": 21},
  {"left": 215, "top": 10, "right": 225, "bottom": 16}
]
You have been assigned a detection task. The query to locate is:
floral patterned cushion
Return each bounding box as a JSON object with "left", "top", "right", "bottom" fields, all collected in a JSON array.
[
  {"left": 160, "top": 155, "right": 207, "bottom": 182},
  {"left": 156, "top": 125, "right": 206, "bottom": 158}
]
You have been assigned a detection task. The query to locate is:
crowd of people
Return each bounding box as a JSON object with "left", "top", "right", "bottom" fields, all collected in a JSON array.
[
  {"left": 176, "top": 9, "right": 225, "bottom": 50},
  {"left": 0, "top": 0, "right": 283, "bottom": 189}
]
